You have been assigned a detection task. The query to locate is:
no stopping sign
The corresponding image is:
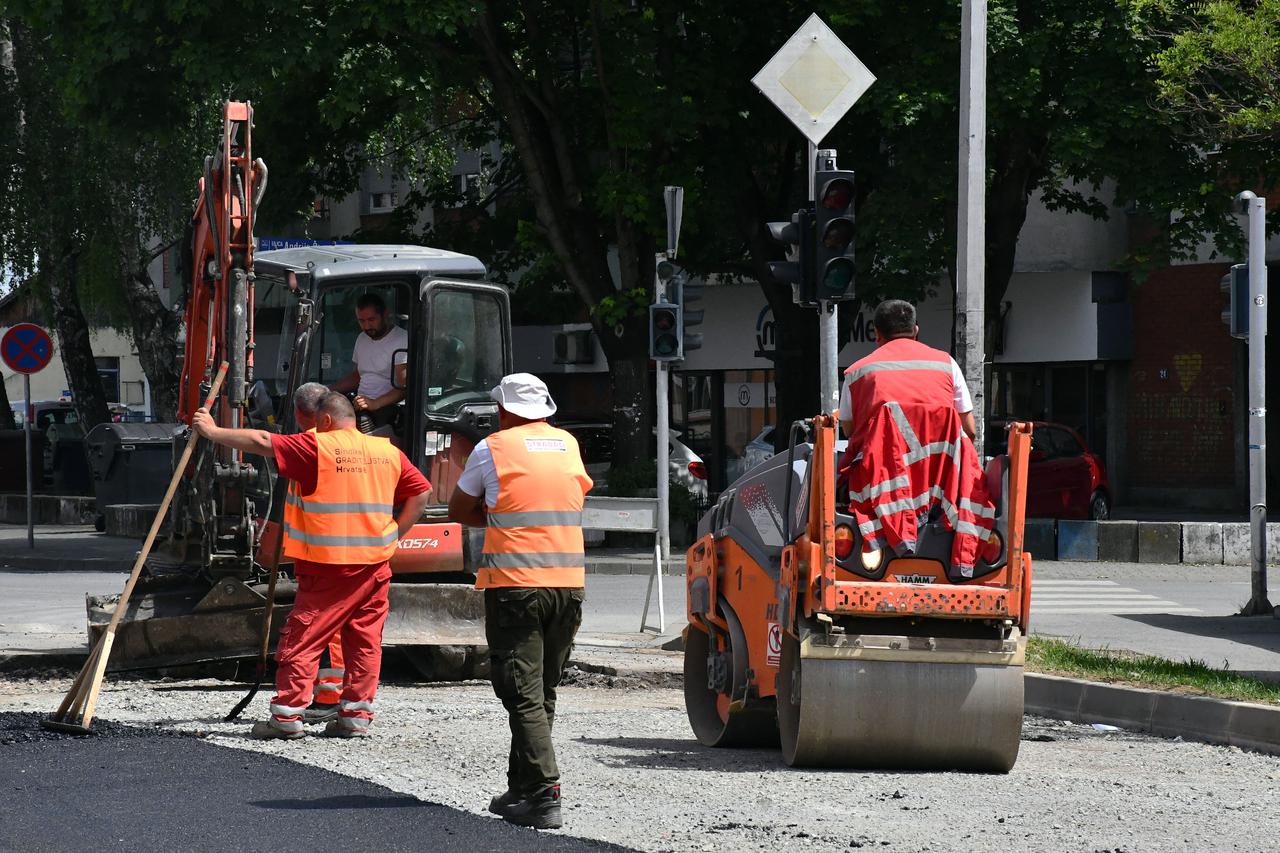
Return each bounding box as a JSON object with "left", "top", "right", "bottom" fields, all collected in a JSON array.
[{"left": 1, "top": 324, "right": 54, "bottom": 374}]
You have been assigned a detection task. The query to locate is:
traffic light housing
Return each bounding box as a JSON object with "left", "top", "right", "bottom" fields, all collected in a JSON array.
[
  {"left": 813, "top": 169, "right": 856, "bottom": 301},
  {"left": 1221, "top": 263, "right": 1249, "bottom": 340},
  {"left": 767, "top": 208, "right": 816, "bottom": 305},
  {"left": 675, "top": 270, "right": 703, "bottom": 354},
  {"left": 650, "top": 301, "right": 681, "bottom": 361}
]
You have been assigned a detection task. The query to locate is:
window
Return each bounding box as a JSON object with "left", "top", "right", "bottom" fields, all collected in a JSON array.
[
  {"left": 309, "top": 283, "right": 410, "bottom": 385},
  {"left": 369, "top": 191, "right": 398, "bottom": 212},
  {"left": 424, "top": 287, "right": 506, "bottom": 415},
  {"left": 96, "top": 357, "right": 120, "bottom": 403}
]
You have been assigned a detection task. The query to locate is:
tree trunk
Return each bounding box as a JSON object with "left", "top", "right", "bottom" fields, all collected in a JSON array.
[
  {"left": 46, "top": 254, "right": 111, "bottom": 428},
  {"left": 0, "top": 370, "right": 16, "bottom": 430},
  {"left": 117, "top": 233, "right": 182, "bottom": 421}
]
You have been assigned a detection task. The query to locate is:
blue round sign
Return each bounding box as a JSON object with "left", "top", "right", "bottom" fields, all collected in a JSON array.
[{"left": 1, "top": 323, "right": 54, "bottom": 374}]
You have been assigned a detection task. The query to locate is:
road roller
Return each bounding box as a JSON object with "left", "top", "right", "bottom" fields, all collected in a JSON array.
[{"left": 684, "top": 415, "right": 1033, "bottom": 772}]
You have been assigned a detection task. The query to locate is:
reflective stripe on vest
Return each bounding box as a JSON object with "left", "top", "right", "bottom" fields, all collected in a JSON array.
[
  {"left": 845, "top": 339, "right": 955, "bottom": 454},
  {"left": 480, "top": 422, "right": 590, "bottom": 589},
  {"left": 282, "top": 429, "right": 402, "bottom": 565}
]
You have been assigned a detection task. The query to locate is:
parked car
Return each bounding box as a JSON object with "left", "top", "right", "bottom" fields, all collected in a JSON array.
[
  {"left": 742, "top": 425, "right": 777, "bottom": 472},
  {"left": 559, "top": 421, "right": 709, "bottom": 502},
  {"left": 988, "top": 420, "right": 1111, "bottom": 520}
]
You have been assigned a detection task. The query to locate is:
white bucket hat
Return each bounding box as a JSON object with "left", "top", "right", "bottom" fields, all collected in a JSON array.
[{"left": 490, "top": 372, "right": 557, "bottom": 420}]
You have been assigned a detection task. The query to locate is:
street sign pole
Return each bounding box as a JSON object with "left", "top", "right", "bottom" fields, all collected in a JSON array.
[
  {"left": 956, "top": 0, "right": 988, "bottom": 459},
  {"left": 2, "top": 322, "right": 55, "bottom": 550},
  {"left": 655, "top": 186, "right": 684, "bottom": 562},
  {"left": 1237, "top": 191, "right": 1270, "bottom": 616},
  {"left": 24, "top": 373, "right": 32, "bottom": 549}
]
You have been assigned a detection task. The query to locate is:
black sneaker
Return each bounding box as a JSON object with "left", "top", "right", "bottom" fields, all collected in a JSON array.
[
  {"left": 502, "top": 784, "right": 562, "bottom": 830},
  {"left": 488, "top": 789, "right": 519, "bottom": 816}
]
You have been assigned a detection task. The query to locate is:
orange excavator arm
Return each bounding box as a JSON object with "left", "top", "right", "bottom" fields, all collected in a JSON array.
[{"left": 178, "top": 100, "right": 267, "bottom": 428}]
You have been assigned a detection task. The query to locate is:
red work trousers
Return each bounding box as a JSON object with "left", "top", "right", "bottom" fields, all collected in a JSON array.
[
  {"left": 269, "top": 563, "right": 391, "bottom": 729},
  {"left": 313, "top": 632, "right": 345, "bottom": 707}
]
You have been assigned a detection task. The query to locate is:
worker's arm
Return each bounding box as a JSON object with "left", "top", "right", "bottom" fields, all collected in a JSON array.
[
  {"left": 329, "top": 369, "right": 359, "bottom": 394},
  {"left": 190, "top": 407, "right": 274, "bottom": 456},
  {"left": 960, "top": 411, "right": 977, "bottom": 442},
  {"left": 448, "top": 487, "right": 487, "bottom": 528},
  {"left": 395, "top": 489, "right": 433, "bottom": 537}
]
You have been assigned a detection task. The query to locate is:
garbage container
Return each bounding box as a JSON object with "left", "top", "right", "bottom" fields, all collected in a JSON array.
[
  {"left": 84, "top": 423, "right": 183, "bottom": 528},
  {"left": 45, "top": 423, "right": 93, "bottom": 495}
]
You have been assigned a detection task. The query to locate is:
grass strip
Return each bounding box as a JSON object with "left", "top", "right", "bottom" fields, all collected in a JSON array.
[{"left": 1026, "top": 635, "right": 1280, "bottom": 705}]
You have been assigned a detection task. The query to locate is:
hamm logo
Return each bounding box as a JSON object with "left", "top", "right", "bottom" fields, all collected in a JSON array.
[{"left": 892, "top": 574, "right": 935, "bottom": 584}]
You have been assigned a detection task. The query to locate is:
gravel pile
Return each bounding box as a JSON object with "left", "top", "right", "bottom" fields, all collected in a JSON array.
[{"left": 3, "top": 671, "right": 1280, "bottom": 851}]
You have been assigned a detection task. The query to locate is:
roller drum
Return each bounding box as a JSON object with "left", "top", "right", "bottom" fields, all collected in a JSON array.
[{"left": 778, "top": 632, "right": 1023, "bottom": 772}]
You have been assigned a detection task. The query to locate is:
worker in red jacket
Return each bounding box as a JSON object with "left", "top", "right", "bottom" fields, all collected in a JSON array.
[
  {"left": 193, "top": 391, "right": 432, "bottom": 739},
  {"left": 838, "top": 299, "right": 993, "bottom": 576}
]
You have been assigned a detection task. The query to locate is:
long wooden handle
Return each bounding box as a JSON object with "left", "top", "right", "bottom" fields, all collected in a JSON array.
[{"left": 75, "top": 362, "right": 229, "bottom": 726}]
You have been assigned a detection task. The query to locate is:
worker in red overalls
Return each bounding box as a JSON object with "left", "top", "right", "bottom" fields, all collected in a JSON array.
[
  {"left": 193, "top": 392, "right": 432, "bottom": 739},
  {"left": 837, "top": 299, "right": 993, "bottom": 576}
]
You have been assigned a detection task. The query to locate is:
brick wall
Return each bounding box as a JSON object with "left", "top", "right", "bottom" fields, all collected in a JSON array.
[{"left": 1126, "top": 263, "right": 1237, "bottom": 489}]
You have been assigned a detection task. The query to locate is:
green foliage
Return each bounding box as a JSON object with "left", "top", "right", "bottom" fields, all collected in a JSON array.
[
  {"left": 603, "top": 460, "right": 699, "bottom": 527},
  {"left": 593, "top": 288, "right": 650, "bottom": 328}
]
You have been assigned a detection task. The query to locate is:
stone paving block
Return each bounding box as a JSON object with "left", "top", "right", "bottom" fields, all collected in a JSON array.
[
  {"left": 1056, "top": 520, "right": 1098, "bottom": 561},
  {"left": 1097, "top": 521, "right": 1138, "bottom": 563},
  {"left": 1138, "top": 521, "right": 1181, "bottom": 564},
  {"left": 1023, "top": 519, "right": 1055, "bottom": 561},
  {"left": 1180, "top": 522, "right": 1223, "bottom": 565},
  {"left": 1222, "top": 523, "right": 1249, "bottom": 565}
]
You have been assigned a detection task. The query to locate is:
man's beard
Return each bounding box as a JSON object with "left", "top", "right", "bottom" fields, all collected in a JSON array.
[{"left": 367, "top": 324, "right": 389, "bottom": 340}]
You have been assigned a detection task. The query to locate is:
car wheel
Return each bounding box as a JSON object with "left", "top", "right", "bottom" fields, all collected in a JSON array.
[{"left": 1088, "top": 490, "right": 1110, "bottom": 521}]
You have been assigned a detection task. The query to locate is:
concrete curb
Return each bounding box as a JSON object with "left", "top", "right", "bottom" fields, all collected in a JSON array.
[
  {"left": 1025, "top": 672, "right": 1280, "bottom": 756},
  {"left": 1038, "top": 519, "right": 1280, "bottom": 565}
]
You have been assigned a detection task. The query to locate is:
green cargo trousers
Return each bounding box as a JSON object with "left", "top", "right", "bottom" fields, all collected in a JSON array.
[{"left": 484, "top": 586, "right": 585, "bottom": 798}]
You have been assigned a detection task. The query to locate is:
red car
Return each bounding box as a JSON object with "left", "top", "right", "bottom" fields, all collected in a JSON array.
[{"left": 988, "top": 421, "right": 1111, "bottom": 520}]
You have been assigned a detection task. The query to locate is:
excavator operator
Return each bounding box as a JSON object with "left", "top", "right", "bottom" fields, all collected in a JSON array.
[{"left": 329, "top": 292, "right": 409, "bottom": 431}]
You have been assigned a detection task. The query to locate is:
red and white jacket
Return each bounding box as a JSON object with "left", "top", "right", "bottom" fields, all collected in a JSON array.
[{"left": 840, "top": 339, "right": 995, "bottom": 576}]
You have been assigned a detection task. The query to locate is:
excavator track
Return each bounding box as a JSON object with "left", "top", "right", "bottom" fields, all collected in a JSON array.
[{"left": 776, "top": 629, "right": 1024, "bottom": 772}]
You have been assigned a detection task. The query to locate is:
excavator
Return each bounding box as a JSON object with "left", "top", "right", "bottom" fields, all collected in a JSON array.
[
  {"left": 684, "top": 413, "right": 1033, "bottom": 771},
  {"left": 87, "top": 100, "right": 511, "bottom": 674}
]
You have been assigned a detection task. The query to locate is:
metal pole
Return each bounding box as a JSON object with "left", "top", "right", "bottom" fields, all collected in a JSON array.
[
  {"left": 656, "top": 360, "right": 670, "bottom": 561},
  {"left": 955, "top": 0, "right": 988, "bottom": 458},
  {"left": 1238, "top": 191, "right": 1270, "bottom": 615},
  {"left": 811, "top": 143, "right": 840, "bottom": 413},
  {"left": 24, "top": 373, "right": 32, "bottom": 549}
]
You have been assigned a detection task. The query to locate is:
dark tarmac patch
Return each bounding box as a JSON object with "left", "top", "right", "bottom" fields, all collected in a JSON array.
[{"left": 0, "top": 710, "right": 195, "bottom": 746}]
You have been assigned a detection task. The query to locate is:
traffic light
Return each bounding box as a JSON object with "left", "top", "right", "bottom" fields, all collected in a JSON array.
[
  {"left": 813, "top": 169, "right": 856, "bottom": 301},
  {"left": 1221, "top": 263, "right": 1249, "bottom": 340},
  {"left": 650, "top": 301, "right": 682, "bottom": 361},
  {"left": 675, "top": 269, "right": 703, "bottom": 353},
  {"left": 767, "top": 208, "right": 816, "bottom": 305}
]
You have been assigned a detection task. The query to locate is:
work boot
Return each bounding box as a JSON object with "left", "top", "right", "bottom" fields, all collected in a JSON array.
[
  {"left": 250, "top": 720, "right": 305, "bottom": 741},
  {"left": 502, "top": 785, "right": 562, "bottom": 830},
  {"left": 488, "top": 789, "right": 519, "bottom": 816},
  {"left": 303, "top": 702, "right": 339, "bottom": 724},
  {"left": 322, "top": 718, "right": 370, "bottom": 739}
]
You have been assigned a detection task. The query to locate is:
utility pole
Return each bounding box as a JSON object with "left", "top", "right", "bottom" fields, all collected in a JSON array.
[
  {"left": 955, "top": 0, "right": 987, "bottom": 458},
  {"left": 1236, "top": 191, "right": 1271, "bottom": 616},
  {"left": 815, "top": 145, "right": 840, "bottom": 414}
]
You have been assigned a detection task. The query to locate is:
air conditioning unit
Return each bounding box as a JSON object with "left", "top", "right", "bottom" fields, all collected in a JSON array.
[
  {"left": 553, "top": 329, "right": 596, "bottom": 365},
  {"left": 369, "top": 191, "right": 398, "bottom": 213}
]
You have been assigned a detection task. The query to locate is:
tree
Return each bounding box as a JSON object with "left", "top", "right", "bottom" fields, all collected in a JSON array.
[{"left": 1146, "top": 0, "right": 1280, "bottom": 142}]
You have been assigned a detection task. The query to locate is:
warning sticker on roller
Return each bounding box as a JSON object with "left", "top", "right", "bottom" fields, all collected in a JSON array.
[{"left": 766, "top": 622, "right": 782, "bottom": 668}]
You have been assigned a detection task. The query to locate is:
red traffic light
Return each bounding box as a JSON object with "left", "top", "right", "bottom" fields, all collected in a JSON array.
[{"left": 820, "top": 178, "right": 854, "bottom": 210}]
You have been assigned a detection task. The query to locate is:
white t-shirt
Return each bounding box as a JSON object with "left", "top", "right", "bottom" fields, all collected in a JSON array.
[
  {"left": 837, "top": 356, "right": 973, "bottom": 420},
  {"left": 456, "top": 438, "right": 500, "bottom": 508},
  {"left": 353, "top": 325, "right": 409, "bottom": 399}
]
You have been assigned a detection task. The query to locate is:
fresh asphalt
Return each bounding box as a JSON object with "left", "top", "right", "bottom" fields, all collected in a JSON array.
[{"left": 0, "top": 712, "right": 626, "bottom": 853}]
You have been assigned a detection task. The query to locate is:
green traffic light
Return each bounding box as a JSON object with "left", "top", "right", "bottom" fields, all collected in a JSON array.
[{"left": 822, "top": 258, "right": 855, "bottom": 297}]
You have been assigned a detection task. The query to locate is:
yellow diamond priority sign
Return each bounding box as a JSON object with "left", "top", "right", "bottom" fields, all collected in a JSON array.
[{"left": 751, "top": 14, "right": 876, "bottom": 145}]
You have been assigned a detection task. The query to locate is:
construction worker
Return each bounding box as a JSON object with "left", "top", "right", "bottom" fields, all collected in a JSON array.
[
  {"left": 838, "top": 299, "right": 993, "bottom": 576},
  {"left": 289, "top": 381, "right": 346, "bottom": 724},
  {"left": 329, "top": 292, "right": 409, "bottom": 430},
  {"left": 838, "top": 298, "right": 977, "bottom": 451},
  {"left": 192, "top": 391, "right": 432, "bottom": 739},
  {"left": 448, "top": 373, "right": 592, "bottom": 831}
]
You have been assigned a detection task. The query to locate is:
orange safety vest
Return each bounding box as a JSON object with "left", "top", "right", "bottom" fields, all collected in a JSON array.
[
  {"left": 479, "top": 421, "right": 592, "bottom": 589},
  {"left": 283, "top": 428, "right": 402, "bottom": 565},
  {"left": 844, "top": 337, "right": 955, "bottom": 453}
]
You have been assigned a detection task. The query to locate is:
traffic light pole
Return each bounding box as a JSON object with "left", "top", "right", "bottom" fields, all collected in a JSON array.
[
  {"left": 811, "top": 143, "right": 841, "bottom": 413},
  {"left": 1237, "top": 191, "right": 1271, "bottom": 616}
]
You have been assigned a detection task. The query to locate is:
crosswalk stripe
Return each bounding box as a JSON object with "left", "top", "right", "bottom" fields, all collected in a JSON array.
[
  {"left": 1031, "top": 606, "right": 1202, "bottom": 614},
  {"left": 1034, "top": 597, "right": 1171, "bottom": 604},
  {"left": 1032, "top": 580, "right": 1121, "bottom": 586}
]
